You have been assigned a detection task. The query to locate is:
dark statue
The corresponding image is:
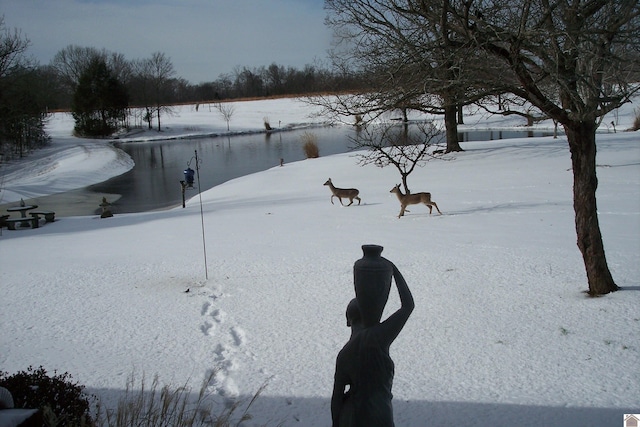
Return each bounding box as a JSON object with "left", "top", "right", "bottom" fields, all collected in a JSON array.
[{"left": 332, "top": 245, "right": 415, "bottom": 427}]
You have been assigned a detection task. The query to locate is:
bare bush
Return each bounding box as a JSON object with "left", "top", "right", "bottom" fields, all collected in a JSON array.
[
  {"left": 263, "top": 117, "right": 272, "bottom": 131},
  {"left": 95, "top": 371, "right": 268, "bottom": 427},
  {"left": 301, "top": 132, "right": 320, "bottom": 158}
]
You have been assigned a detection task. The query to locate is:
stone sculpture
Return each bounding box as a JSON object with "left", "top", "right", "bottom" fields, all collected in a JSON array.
[
  {"left": 331, "top": 245, "right": 415, "bottom": 427},
  {"left": 99, "top": 197, "right": 113, "bottom": 218}
]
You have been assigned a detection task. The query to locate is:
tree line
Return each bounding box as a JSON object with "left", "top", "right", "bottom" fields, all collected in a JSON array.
[
  {"left": 0, "top": 16, "right": 364, "bottom": 153},
  {"left": 46, "top": 47, "right": 363, "bottom": 111}
]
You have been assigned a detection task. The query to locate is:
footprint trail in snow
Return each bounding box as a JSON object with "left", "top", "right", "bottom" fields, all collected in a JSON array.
[{"left": 199, "top": 288, "right": 248, "bottom": 403}]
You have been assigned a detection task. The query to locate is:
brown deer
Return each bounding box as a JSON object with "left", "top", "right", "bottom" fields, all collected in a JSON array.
[
  {"left": 390, "top": 184, "right": 442, "bottom": 218},
  {"left": 324, "top": 178, "right": 361, "bottom": 206}
]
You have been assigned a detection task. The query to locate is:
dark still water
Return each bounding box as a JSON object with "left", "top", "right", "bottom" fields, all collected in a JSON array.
[
  {"left": 90, "top": 126, "right": 360, "bottom": 214},
  {"left": 23, "top": 126, "right": 553, "bottom": 217}
]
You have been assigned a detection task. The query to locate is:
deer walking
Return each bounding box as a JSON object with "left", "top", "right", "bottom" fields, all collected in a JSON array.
[
  {"left": 390, "top": 184, "right": 442, "bottom": 218},
  {"left": 324, "top": 178, "right": 361, "bottom": 206}
]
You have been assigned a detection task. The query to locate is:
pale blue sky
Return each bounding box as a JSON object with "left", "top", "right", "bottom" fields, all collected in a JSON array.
[{"left": 1, "top": 0, "right": 332, "bottom": 83}]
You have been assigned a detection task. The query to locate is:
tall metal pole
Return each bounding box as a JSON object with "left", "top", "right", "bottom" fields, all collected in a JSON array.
[{"left": 194, "top": 150, "right": 208, "bottom": 280}]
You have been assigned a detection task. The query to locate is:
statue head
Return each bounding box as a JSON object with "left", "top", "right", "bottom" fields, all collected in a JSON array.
[{"left": 345, "top": 298, "right": 361, "bottom": 327}]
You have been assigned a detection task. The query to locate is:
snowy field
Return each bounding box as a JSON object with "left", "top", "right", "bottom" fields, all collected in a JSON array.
[{"left": 1, "top": 97, "right": 639, "bottom": 426}]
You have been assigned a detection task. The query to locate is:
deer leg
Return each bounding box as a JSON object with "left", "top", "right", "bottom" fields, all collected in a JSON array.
[
  {"left": 330, "top": 196, "right": 335, "bottom": 205},
  {"left": 431, "top": 201, "right": 442, "bottom": 215},
  {"left": 339, "top": 197, "right": 345, "bottom": 206},
  {"left": 426, "top": 203, "right": 433, "bottom": 215},
  {"left": 356, "top": 196, "right": 361, "bottom": 205},
  {"left": 347, "top": 198, "right": 353, "bottom": 206}
]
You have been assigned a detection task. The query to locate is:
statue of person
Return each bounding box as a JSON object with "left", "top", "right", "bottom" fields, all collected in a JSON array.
[
  {"left": 331, "top": 263, "right": 414, "bottom": 427},
  {"left": 99, "top": 197, "right": 113, "bottom": 218}
]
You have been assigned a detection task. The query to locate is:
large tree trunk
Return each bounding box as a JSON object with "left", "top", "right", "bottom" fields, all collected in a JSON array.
[
  {"left": 565, "top": 121, "right": 618, "bottom": 295},
  {"left": 443, "top": 103, "right": 463, "bottom": 153}
]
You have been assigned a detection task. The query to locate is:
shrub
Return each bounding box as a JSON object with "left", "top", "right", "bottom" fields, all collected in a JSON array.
[
  {"left": 0, "top": 366, "right": 96, "bottom": 426},
  {"left": 301, "top": 132, "right": 320, "bottom": 158},
  {"left": 1, "top": 367, "right": 269, "bottom": 427}
]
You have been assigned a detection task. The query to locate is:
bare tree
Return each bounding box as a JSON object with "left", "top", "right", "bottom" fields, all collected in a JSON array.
[
  {"left": 441, "top": 0, "right": 639, "bottom": 296},
  {"left": 324, "top": 0, "right": 640, "bottom": 295},
  {"left": 50, "top": 45, "right": 105, "bottom": 91},
  {"left": 214, "top": 102, "right": 235, "bottom": 131},
  {"left": 130, "top": 58, "right": 155, "bottom": 129},
  {"left": 351, "top": 121, "right": 446, "bottom": 193},
  {"left": 0, "top": 17, "right": 30, "bottom": 78},
  {"left": 50, "top": 45, "right": 133, "bottom": 111},
  {"left": 330, "top": 0, "right": 639, "bottom": 295},
  {"left": 146, "top": 52, "right": 175, "bottom": 131},
  {"left": 323, "top": 0, "right": 484, "bottom": 153}
]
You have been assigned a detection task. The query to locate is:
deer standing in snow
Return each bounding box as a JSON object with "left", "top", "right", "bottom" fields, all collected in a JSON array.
[
  {"left": 324, "top": 178, "right": 361, "bottom": 206},
  {"left": 390, "top": 184, "right": 441, "bottom": 218}
]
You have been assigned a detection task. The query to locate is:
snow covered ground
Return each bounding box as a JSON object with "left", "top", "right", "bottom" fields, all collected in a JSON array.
[{"left": 1, "top": 97, "right": 639, "bottom": 426}]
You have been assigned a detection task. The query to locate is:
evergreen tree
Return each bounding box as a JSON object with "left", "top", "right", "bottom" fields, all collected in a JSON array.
[{"left": 72, "top": 58, "right": 128, "bottom": 137}]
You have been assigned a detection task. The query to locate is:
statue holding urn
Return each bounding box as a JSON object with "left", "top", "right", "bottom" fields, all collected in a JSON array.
[{"left": 332, "top": 245, "right": 415, "bottom": 427}]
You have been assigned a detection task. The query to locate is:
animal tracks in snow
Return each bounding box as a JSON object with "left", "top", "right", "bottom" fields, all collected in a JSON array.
[{"left": 198, "top": 287, "right": 247, "bottom": 401}]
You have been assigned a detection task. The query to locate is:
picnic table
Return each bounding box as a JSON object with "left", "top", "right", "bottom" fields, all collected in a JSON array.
[
  {"left": 2, "top": 204, "right": 56, "bottom": 231},
  {"left": 5, "top": 205, "right": 38, "bottom": 229},
  {"left": 7, "top": 204, "right": 38, "bottom": 218}
]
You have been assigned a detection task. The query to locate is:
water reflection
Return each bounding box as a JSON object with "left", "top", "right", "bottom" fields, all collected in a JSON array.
[{"left": 457, "top": 129, "right": 540, "bottom": 141}]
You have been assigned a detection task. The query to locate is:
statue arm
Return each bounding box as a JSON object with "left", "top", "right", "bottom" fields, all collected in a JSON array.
[{"left": 378, "top": 263, "right": 415, "bottom": 347}]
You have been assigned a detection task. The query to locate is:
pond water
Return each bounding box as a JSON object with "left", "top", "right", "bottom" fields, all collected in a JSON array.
[
  {"left": 90, "top": 125, "right": 359, "bottom": 214},
  {"left": 12, "top": 126, "right": 554, "bottom": 217}
]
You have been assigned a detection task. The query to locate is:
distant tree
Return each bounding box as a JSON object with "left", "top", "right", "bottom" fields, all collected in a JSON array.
[
  {"left": 265, "top": 63, "right": 286, "bottom": 96},
  {"left": 0, "top": 17, "right": 50, "bottom": 158},
  {"left": 146, "top": 52, "right": 176, "bottom": 131},
  {"left": 129, "top": 58, "right": 155, "bottom": 129},
  {"left": 233, "top": 66, "right": 265, "bottom": 98},
  {"left": 50, "top": 45, "right": 104, "bottom": 94},
  {"left": 0, "top": 66, "right": 50, "bottom": 157},
  {"left": 71, "top": 57, "right": 129, "bottom": 137},
  {"left": 0, "top": 17, "right": 29, "bottom": 77},
  {"left": 51, "top": 45, "right": 133, "bottom": 110}
]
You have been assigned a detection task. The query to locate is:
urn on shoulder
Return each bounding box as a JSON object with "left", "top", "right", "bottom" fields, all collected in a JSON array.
[{"left": 353, "top": 244, "right": 393, "bottom": 327}]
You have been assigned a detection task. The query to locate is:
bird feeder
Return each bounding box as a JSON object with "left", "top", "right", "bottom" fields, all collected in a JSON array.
[{"left": 184, "top": 167, "right": 195, "bottom": 188}]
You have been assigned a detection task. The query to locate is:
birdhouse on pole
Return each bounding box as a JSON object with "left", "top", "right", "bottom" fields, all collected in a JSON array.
[{"left": 184, "top": 167, "right": 195, "bottom": 188}]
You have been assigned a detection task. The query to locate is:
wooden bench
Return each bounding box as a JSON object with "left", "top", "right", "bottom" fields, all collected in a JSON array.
[
  {"left": 4, "top": 217, "right": 38, "bottom": 230},
  {"left": 29, "top": 210, "right": 55, "bottom": 223}
]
